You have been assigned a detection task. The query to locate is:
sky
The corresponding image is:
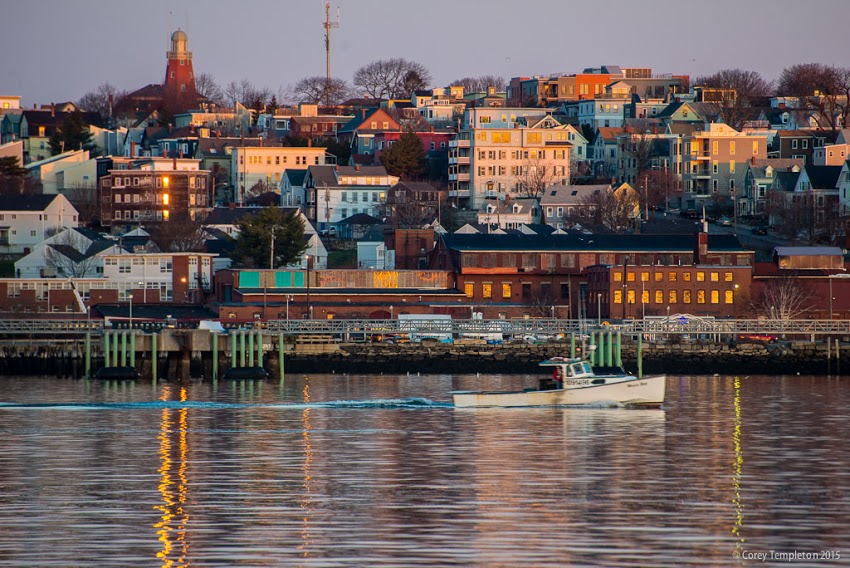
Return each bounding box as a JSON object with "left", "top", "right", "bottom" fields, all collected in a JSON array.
[{"left": 3, "top": 0, "right": 849, "bottom": 107}]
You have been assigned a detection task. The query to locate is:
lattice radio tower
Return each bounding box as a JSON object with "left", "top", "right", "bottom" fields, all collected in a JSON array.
[{"left": 323, "top": 2, "right": 340, "bottom": 109}]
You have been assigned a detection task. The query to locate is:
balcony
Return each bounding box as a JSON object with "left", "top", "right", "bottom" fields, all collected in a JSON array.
[
  {"left": 449, "top": 189, "right": 471, "bottom": 199},
  {"left": 449, "top": 173, "right": 470, "bottom": 182},
  {"left": 454, "top": 156, "right": 470, "bottom": 165},
  {"left": 450, "top": 139, "right": 470, "bottom": 149}
]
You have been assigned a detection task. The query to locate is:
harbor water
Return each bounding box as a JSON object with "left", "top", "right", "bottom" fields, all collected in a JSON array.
[{"left": 0, "top": 373, "right": 847, "bottom": 567}]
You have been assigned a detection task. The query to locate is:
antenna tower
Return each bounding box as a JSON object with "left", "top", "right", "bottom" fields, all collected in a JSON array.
[{"left": 323, "top": 2, "right": 340, "bottom": 109}]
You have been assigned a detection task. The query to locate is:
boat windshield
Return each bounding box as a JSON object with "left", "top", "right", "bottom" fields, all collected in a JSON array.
[{"left": 582, "top": 362, "right": 593, "bottom": 374}]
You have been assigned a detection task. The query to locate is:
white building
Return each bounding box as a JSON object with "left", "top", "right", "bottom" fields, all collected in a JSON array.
[
  {"left": 231, "top": 145, "right": 334, "bottom": 205},
  {"left": 304, "top": 165, "right": 399, "bottom": 232},
  {"left": 449, "top": 108, "right": 573, "bottom": 208},
  {"left": 14, "top": 227, "right": 126, "bottom": 278},
  {"left": 0, "top": 194, "right": 79, "bottom": 254}
]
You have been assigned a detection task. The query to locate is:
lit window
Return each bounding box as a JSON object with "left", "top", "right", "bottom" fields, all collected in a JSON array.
[
  {"left": 697, "top": 290, "right": 706, "bottom": 304},
  {"left": 655, "top": 290, "right": 663, "bottom": 304},
  {"left": 725, "top": 272, "right": 733, "bottom": 282},
  {"left": 711, "top": 290, "right": 720, "bottom": 304},
  {"left": 482, "top": 283, "right": 492, "bottom": 299},
  {"left": 711, "top": 272, "right": 719, "bottom": 282},
  {"left": 683, "top": 290, "right": 691, "bottom": 303},
  {"left": 464, "top": 283, "right": 474, "bottom": 298},
  {"left": 697, "top": 272, "right": 705, "bottom": 282},
  {"left": 668, "top": 272, "right": 677, "bottom": 282},
  {"left": 725, "top": 290, "right": 734, "bottom": 304},
  {"left": 669, "top": 290, "right": 677, "bottom": 303},
  {"left": 614, "top": 290, "right": 623, "bottom": 304},
  {"left": 502, "top": 283, "right": 512, "bottom": 298}
]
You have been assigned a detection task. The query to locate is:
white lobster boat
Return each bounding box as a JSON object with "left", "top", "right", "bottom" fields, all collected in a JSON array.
[{"left": 452, "top": 357, "right": 666, "bottom": 408}]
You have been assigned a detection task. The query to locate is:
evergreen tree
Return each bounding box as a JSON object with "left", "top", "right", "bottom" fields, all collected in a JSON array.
[
  {"left": 49, "top": 110, "right": 95, "bottom": 155},
  {"left": 233, "top": 207, "right": 308, "bottom": 268},
  {"left": 379, "top": 130, "right": 425, "bottom": 179}
]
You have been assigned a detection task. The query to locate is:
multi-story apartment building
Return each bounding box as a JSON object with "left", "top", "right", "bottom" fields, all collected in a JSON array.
[
  {"left": 448, "top": 108, "right": 572, "bottom": 208},
  {"left": 231, "top": 145, "right": 334, "bottom": 205},
  {"left": 673, "top": 123, "right": 768, "bottom": 210},
  {"left": 304, "top": 165, "right": 399, "bottom": 232},
  {"left": 99, "top": 158, "right": 211, "bottom": 227},
  {"left": 511, "top": 67, "right": 688, "bottom": 107}
]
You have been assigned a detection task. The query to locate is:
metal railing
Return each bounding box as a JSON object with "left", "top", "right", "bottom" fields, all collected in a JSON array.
[{"left": 0, "top": 318, "right": 848, "bottom": 337}]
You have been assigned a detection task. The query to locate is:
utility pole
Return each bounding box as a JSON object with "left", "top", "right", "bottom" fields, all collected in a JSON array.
[{"left": 323, "top": 2, "right": 340, "bottom": 109}]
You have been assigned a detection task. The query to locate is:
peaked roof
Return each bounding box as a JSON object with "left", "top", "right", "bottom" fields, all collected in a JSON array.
[
  {"left": 0, "top": 194, "right": 61, "bottom": 211},
  {"left": 804, "top": 165, "right": 843, "bottom": 190},
  {"left": 203, "top": 206, "right": 302, "bottom": 225},
  {"left": 540, "top": 184, "right": 611, "bottom": 205}
]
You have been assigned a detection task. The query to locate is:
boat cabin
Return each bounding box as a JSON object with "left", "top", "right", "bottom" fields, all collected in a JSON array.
[{"left": 540, "top": 357, "right": 594, "bottom": 379}]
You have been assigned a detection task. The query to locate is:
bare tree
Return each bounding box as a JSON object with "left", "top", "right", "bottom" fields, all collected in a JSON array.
[
  {"left": 149, "top": 218, "right": 207, "bottom": 252},
  {"left": 757, "top": 275, "right": 813, "bottom": 320},
  {"left": 449, "top": 75, "right": 506, "bottom": 93},
  {"left": 292, "top": 76, "right": 351, "bottom": 106},
  {"left": 223, "top": 79, "right": 274, "bottom": 108},
  {"left": 577, "top": 186, "right": 638, "bottom": 232},
  {"left": 76, "top": 83, "right": 127, "bottom": 124},
  {"left": 777, "top": 63, "right": 850, "bottom": 134},
  {"left": 44, "top": 230, "right": 101, "bottom": 278},
  {"left": 514, "top": 155, "right": 566, "bottom": 199},
  {"left": 353, "top": 58, "right": 432, "bottom": 100},
  {"left": 621, "top": 122, "right": 658, "bottom": 182},
  {"left": 693, "top": 68, "right": 773, "bottom": 130},
  {"left": 644, "top": 167, "right": 682, "bottom": 211},
  {"left": 61, "top": 183, "right": 99, "bottom": 226},
  {"left": 195, "top": 73, "right": 224, "bottom": 106}
]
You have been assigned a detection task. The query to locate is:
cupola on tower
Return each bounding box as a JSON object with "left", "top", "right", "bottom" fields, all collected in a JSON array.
[{"left": 162, "top": 29, "right": 199, "bottom": 115}]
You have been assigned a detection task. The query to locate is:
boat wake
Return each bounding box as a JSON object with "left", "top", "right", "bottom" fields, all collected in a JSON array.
[{"left": 0, "top": 398, "right": 453, "bottom": 411}]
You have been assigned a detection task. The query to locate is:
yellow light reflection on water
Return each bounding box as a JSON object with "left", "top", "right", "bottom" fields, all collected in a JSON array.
[
  {"left": 298, "top": 379, "right": 314, "bottom": 559},
  {"left": 153, "top": 386, "right": 191, "bottom": 568},
  {"left": 731, "top": 376, "right": 745, "bottom": 554}
]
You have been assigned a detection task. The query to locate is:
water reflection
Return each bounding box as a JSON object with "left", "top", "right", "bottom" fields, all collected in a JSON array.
[
  {"left": 0, "top": 374, "right": 848, "bottom": 567},
  {"left": 153, "top": 386, "right": 190, "bottom": 568},
  {"left": 299, "top": 380, "right": 314, "bottom": 560},
  {"left": 731, "top": 376, "right": 744, "bottom": 557}
]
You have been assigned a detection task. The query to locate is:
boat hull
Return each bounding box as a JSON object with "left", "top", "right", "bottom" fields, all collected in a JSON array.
[{"left": 452, "top": 374, "right": 666, "bottom": 408}]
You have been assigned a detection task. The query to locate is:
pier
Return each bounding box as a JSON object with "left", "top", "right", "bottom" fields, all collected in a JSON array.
[{"left": 0, "top": 318, "right": 847, "bottom": 379}]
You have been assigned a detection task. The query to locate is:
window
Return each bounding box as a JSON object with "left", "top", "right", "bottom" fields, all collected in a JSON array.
[
  {"left": 641, "top": 290, "right": 649, "bottom": 304},
  {"left": 655, "top": 272, "right": 663, "bottom": 282},
  {"left": 627, "top": 272, "right": 635, "bottom": 282},
  {"left": 502, "top": 283, "right": 512, "bottom": 298},
  {"left": 730, "top": 141, "right": 736, "bottom": 155},
  {"left": 464, "top": 283, "right": 474, "bottom": 298},
  {"left": 713, "top": 160, "right": 719, "bottom": 174},
  {"left": 753, "top": 141, "right": 759, "bottom": 154},
  {"left": 160, "top": 260, "right": 172, "bottom": 273},
  {"left": 482, "top": 283, "right": 492, "bottom": 299},
  {"left": 641, "top": 272, "right": 649, "bottom": 282},
  {"left": 713, "top": 141, "right": 718, "bottom": 155},
  {"left": 669, "top": 290, "right": 677, "bottom": 303},
  {"left": 668, "top": 272, "right": 677, "bottom": 282},
  {"left": 697, "top": 290, "right": 706, "bottom": 304},
  {"left": 725, "top": 272, "right": 733, "bottom": 282},
  {"left": 627, "top": 290, "right": 636, "bottom": 304},
  {"left": 683, "top": 290, "right": 691, "bottom": 304},
  {"left": 711, "top": 272, "right": 719, "bottom": 282},
  {"left": 655, "top": 290, "right": 663, "bottom": 304},
  {"left": 792, "top": 139, "right": 798, "bottom": 150},
  {"left": 697, "top": 272, "right": 705, "bottom": 282},
  {"left": 560, "top": 283, "right": 570, "bottom": 299},
  {"left": 614, "top": 290, "right": 623, "bottom": 304},
  {"left": 613, "top": 272, "right": 622, "bottom": 282},
  {"left": 683, "top": 272, "right": 691, "bottom": 282},
  {"left": 711, "top": 290, "right": 719, "bottom": 304}
]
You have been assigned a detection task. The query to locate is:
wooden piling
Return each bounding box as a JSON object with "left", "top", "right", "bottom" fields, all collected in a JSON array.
[
  {"left": 212, "top": 333, "right": 218, "bottom": 381},
  {"left": 278, "top": 333, "right": 284, "bottom": 385},
  {"left": 637, "top": 333, "right": 643, "bottom": 378}
]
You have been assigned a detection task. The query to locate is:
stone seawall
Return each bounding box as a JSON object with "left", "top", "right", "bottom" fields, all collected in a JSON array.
[
  {"left": 0, "top": 337, "right": 846, "bottom": 378},
  {"left": 283, "top": 340, "right": 848, "bottom": 376}
]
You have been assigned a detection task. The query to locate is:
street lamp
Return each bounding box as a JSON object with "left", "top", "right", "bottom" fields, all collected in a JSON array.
[
  {"left": 129, "top": 293, "right": 133, "bottom": 330},
  {"left": 597, "top": 293, "right": 602, "bottom": 327}
]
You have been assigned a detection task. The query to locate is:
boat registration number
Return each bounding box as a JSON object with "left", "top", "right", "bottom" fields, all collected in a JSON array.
[{"left": 566, "top": 379, "right": 594, "bottom": 387}]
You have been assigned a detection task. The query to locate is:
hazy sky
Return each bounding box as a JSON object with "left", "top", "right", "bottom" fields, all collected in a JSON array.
[{"left": 3, "top": 0, "right": 848, "bottom": 106}]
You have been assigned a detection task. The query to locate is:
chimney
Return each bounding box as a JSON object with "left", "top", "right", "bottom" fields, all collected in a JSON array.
[
  {"left": 173, "top": 156, "right": 177, "bottom": 169},
  {"left": 355, "top": 165, "right": 360, "bottom": 172},
  {"left": 51, "top": 103, "right": 55, "bottom": 117},
  {"left": 361, "top": 109, "right": 366, "bottom": 120},
  {"left": 694, "top": 231, "right": 708, "bottom": 264},
  {"left": 259, "top": 137, "right": 263, "bottom": 147},
  {"left": 229, "top": 202, "right": 235, "bottom": 210},
  {"left": 751, "top": 156, "right": 755, "bottom": 165},
  {"left": 308, "top": 138, "right": 312, "bottom": 147}
]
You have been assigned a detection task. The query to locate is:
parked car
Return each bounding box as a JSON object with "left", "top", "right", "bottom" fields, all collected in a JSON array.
[
  {"left": 737, "top": 333, "right": 778, "bottom": 345},
  {"left": 717, "top": 216, "right": 732, "bottom": 226},
  {"left": 751, "top": 226, "right": 768, "bottom": 236}
]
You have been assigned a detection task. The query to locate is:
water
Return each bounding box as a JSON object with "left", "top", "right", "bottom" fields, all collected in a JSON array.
[{"left": 0, "top": 373, "right": 848, "bottom": 567}]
